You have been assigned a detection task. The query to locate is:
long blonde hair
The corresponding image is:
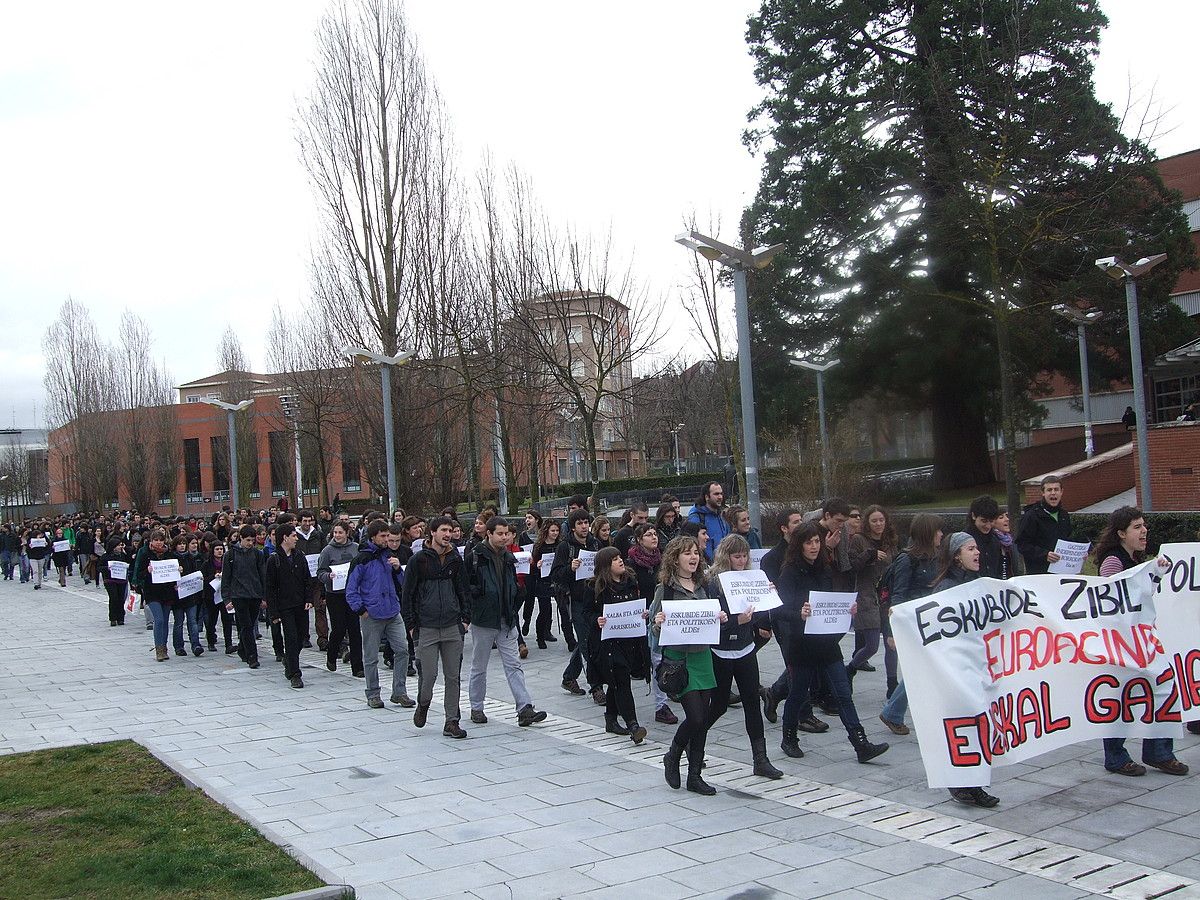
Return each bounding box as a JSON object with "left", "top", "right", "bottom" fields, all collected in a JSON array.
[{"left": 709, "top": 533, "right": 751, "bottom": 579}]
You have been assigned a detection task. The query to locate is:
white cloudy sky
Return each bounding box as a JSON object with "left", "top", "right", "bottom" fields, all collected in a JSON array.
[{"left": 2, "top": 1, "right": 1197, "bottom": 427}]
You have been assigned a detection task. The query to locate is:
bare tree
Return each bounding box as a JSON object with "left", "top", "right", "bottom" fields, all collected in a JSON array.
[
  {"left": 679, "top": 213, "right": 743, "bottom": 491},
  {"left": 267, "top": 308, "right": 355, "bottom": 506},
  {"left": 42, "top": 298, "right": 117, "bottom": 510},
  {"left": 511, "top": 233, "right": 664, "bottom": 507},
  {"left": 113, "top": 311, "right": 177, "bottom": 511}
]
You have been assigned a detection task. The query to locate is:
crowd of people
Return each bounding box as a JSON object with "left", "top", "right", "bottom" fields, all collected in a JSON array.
[{"left": 2, "top": 474, "right": 1195, "bottom": 800}]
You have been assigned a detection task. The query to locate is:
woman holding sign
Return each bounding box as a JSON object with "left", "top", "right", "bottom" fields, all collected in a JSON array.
[
  {"left": 705, "top": 534, "right": 783, "bottom": 779},
  {"left": 100, "top": 536, "right": 132, "bottom": 626},
  {"left": 51, "top": 527, "right": 71, "bottom": 587},
  {"left": 170, "top": 533, "right": 204, "bottom": 658},
  {"left": 650, "top": 535, "right": 727, "bottom": 795},
  {"left": 590, "top": 547, "right": 650, "bottom": 743},
  {"left": 929, "top": 532, "right": 1002, "bottom": 808},
  {"left": 133, "top": 529, "right": 181, "bottom": 662},
  {"left": 1093, "top": 507, "right": 1188, "bottom": 778},
  {"left": 777, "top": 523, "right": 889, "bottom": 764},
  {"left": 528, "top": 519, "right": 562, "bottom": 650}
]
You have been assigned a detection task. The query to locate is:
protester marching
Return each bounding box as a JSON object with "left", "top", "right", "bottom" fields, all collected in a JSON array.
[{"left": 7, "top": 476, "right": 1200, "bottom": 811}]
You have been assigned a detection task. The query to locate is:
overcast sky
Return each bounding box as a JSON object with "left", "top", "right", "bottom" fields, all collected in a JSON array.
[{"left": 3, "top": 1, "right": 1197, "bottom": 428}]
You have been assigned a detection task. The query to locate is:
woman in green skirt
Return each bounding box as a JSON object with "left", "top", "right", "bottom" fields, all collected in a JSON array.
[{"left": 651, "top": 535, "right": 727, "bottom": 795}]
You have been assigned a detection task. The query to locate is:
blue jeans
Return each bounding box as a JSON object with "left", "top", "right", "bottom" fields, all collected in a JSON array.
[
  {"left": 881, "top": 680, "right": 908, "bottom": 725},
  {"left": 0, "top": 550, "right": 12, "bottom": 579},
  {"left": 172, "top": 604, "right": 201, "bottom": 652},
  {"left": 1104, "top": 737, "right": 1174, "bottom": 770},
  {"left": 783, "top": 656, "right": 861, "bottom": 733},
  {"left": 148, "top": 601, "right": 171, "bottom": 648}
]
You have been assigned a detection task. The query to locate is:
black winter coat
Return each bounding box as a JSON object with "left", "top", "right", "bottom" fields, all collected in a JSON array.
[
  {"left": 1016, "top": 501, "right": 1073, "bottom": 575},
  {"left": 776, "top": 555, "right": 841, "bottom": 666},
  {"left": 587, "top": 574, "right": 650, "bottom": 680}
]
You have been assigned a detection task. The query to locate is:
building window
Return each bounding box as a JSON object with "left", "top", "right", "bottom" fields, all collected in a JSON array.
[
  {"left": 210, "top": 435, "right": 229, "bottom": 493},
  {"left": 268, "top": 431, "right": 293, "bottom": 498},
  {"left": 340, "top": 428, "right": 362, "bottom": 493},
  {"left": 1155, "top": 374, "right": 1200, "bottom": 423},
  {"left": 183, "top": 438, "right": 201, "bottom": 495},
  {"left": 185, "top": 492, "right": 203, "bottom": 503},
  {"left": 159, "top": 496, "right": 171, "bottom": 506},
  {"left": 186, "top": 395, "right": 201, "bottom": 403}
]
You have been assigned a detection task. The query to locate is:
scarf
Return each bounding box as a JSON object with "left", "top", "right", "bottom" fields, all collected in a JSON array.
[
  {"left": 995, "top": 530, "right": 1013, "bottom": 549},
  {"left": 627, "top": 543, "right": 662, "bottom": 571}
]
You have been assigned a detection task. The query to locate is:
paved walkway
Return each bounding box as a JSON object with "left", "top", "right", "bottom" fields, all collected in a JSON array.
[
  {"left": 1078, "top": 488, "right": 1139, "bottom": 514},
  {"left": 4, "top": 575, "right": 1200, "bottom": 899}
]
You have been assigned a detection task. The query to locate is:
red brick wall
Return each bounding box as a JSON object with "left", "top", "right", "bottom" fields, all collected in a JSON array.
[
  {"left": 1022, "top": 442, "right": 1134, "bottom": 509},
  {"left": 996, "top": 425, "right": 1130, "bottom": 481},
  {"left": 1136, "top": 423, "right": 1200, "bottom": 511}
]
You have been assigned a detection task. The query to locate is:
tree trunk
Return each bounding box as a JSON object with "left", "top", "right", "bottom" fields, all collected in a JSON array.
[{"left": 929, "top": 383, "right": 994, "bottom": 489}]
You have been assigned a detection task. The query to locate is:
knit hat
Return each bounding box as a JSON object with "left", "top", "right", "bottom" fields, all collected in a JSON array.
[{"left": 947, "top": 532, "right": 974, "bottom": 559}]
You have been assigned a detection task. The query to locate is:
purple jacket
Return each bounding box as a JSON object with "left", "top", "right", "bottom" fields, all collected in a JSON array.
[{"left": 345, "top": 542, "right": 403, "bottom": 620}]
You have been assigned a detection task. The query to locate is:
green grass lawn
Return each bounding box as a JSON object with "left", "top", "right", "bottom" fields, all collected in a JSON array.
[
  {"left": 0, "top": 740, "right": 323, "bottom": 900},
  {"left": 898, "top": 482, "right": 1008, "bottom": 510}
]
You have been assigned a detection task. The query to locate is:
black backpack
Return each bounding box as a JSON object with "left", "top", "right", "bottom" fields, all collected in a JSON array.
[{"left": 875, "top": 551, "right": 915, "bottom": 606}]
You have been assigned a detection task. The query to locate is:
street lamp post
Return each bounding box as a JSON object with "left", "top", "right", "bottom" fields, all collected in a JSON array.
[
  {"left": 1095, "top": 254, "right": 1167, "bottom": 511},
  {"left": 670, "top": 423, "right": 685, "bottom": 476},
  {"left": 676, "top": 231, "right": 784, "bottom": 533},
  {"left": 790, "top": 358, "right": 840, "bottom": 499},
  {"left": 279, "top": 394, "right": 303, "bottom": 507},
  {"left": 201, "top": 398, "right": 254, "bottom": 511},
  {"left": 344, "top": 348, "right": 415, "bottom": 515},
  {"left": 1053, "top": 305, "right": 1104, "bottom": 459}
]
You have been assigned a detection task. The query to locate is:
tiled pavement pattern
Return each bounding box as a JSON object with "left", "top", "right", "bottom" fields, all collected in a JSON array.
[{"left": 4, "top": 577, "right": 1200, "bottom": 899}]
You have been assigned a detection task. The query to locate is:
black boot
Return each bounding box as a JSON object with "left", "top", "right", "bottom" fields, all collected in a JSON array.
[
  {"left": 686, "top": 749, "right": 716, "bottom": 795},
  {"left": 781, "top": 726, "right": 804, "bottom": 759},
  {"left": 663, "top": 742, "right": 684, "bottom": 789},
  {"left": 760, "top": 685, "right": 779, "bottom": 724},
  {"left": 751, "top": 738, "right": 784, "bottom": 779},
  {"left": 848, "top": 725, "right": 889, "bottom": 763},
  {"left": 605, "top": 715, "right": 630, "bottom": 736},
  {"left": 886, "top": 677, "right": 898, "bottom": 699}
]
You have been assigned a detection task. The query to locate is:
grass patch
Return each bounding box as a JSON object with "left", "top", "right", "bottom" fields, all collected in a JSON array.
[
  {"left": 0, "top": 740, "right": 323, "bottom": 900},
  {"left": 898, "top": 483, "right": 1008, "bottom": 510}
]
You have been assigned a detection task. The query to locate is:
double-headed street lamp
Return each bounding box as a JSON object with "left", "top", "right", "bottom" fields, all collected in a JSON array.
[
  {"left": 1095, "top": 253, "right": 1167, "bottom": 511},
  {"left": 675, "top": 231, "right": 784, "bottom": 533},
  {"left": 201, "top": 398, "right": 254, "bottom": 510},
  {"left": 1052, "top": 304, "right": 1104, "bottom": 459},
  {"left": 669, "top": 423, "right": 686, "bottom": 476},
  {"left": 790, "top": 357, "right": 840, "bottom": 500},
  {"left": 344, "top": 348, "right": 415, "bottom": 515}
]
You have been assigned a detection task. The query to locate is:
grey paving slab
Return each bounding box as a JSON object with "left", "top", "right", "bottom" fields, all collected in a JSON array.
[{"left": 6, "top": 578, "right": 1200, "bottom": 898}]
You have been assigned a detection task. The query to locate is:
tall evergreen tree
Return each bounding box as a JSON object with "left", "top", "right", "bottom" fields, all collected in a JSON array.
[{"left": 743, "top": 0, "right": 1195, "bottom": 489}]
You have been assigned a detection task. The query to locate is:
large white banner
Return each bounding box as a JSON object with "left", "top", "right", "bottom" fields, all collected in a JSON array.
[{"left": 892, "top": 542, "right": 1200, "bottom": 788}]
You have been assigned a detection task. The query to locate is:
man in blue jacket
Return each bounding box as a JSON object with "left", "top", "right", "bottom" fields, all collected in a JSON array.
[
  {"left": 687, "top": 481, "right": 730, "bottom": 561},
  {"left": 347, "top": 520, "right": 414, "bottom": 709}
]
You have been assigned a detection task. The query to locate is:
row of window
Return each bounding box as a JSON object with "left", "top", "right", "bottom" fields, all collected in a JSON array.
[{"left": 180, "top": 430, "right": 363, "bottom": 501}]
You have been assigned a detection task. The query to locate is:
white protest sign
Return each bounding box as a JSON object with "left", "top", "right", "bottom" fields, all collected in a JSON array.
[
  {"left": 330, "top": 562, "right": 351, "bottom": 591},
  {"left": 514, "top": 551, "right": 532, "bottom": 576},
  {"left": 659, "top": 599, "right": 721, "bottom": 646},
  {"left": 411, "top": 538, "right": 424, "bottom": 554},
  {"left": 53, "top": 540, "right": 70, "bottom": 553},
  {"left": 306, "top": 554, "right": 320, "bottom": 577},
  {"left": 539, "top": 554, "right": 554, "bottom": 578},
  {"left": 107, "top": 561, "right": 128, "bottom": 581},
  {"left": 602, "top": 599, "right": 647, "bottom": 640},
  {"left": 210, "top": 578, "right": 223, "bottom": 605},
  {"left": 891, "top": 544, "right": 1200, "bottom": 788},
  {"left": 749, "top": 549, "right": 770, "bottom": 570},
  {"left": 805, "top": 591, "right": 855, "bottom": 635},
  {"left": 150, "top": 559, "right": 181, "bottom": 583},
  {"left": 177, "top": 571, "right": 203, "bottom": 599},
  {"left": 1047, "top": 540, "right": 1091, "bottom": 575},
  {"left": 30, "top": 537, "right": 46, "bottom": 549},
  {"left": 574, "top": 550, "right": 597, "bottom": 581},
  {"left": 717, "top": 569, "right": 782, "bottom": 614}
]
